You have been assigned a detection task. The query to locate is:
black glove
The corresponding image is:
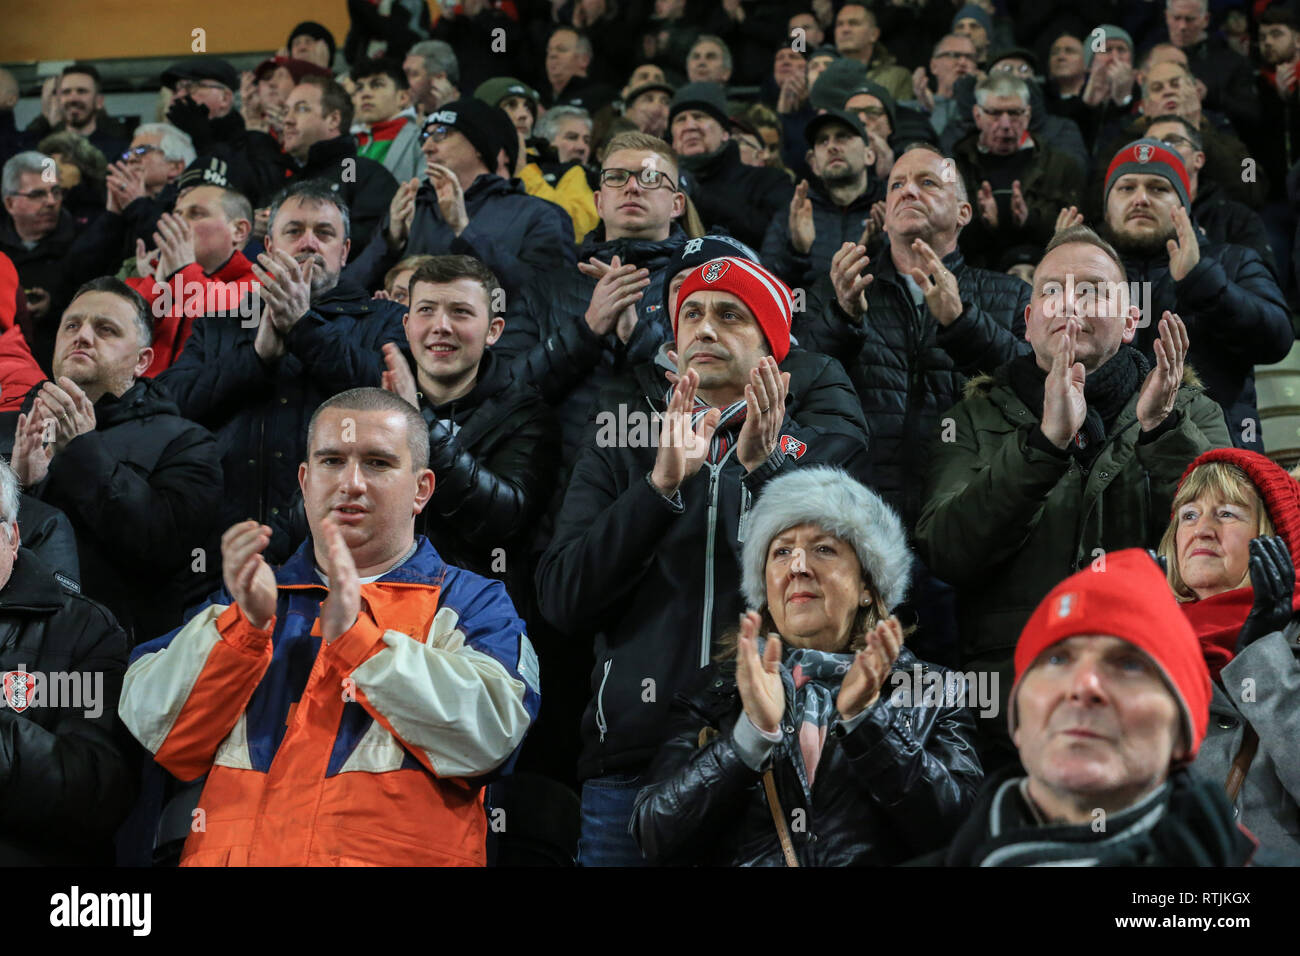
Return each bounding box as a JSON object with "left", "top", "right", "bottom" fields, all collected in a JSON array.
[
  {"left": 1146, "top": 549, "right": 1168, "bottom": 574},
  {"left": 1237, "top": 535, "right": 1294, "bottom": 653},
  {"left": 166, "top": 96, "right": 214, "bottom": 152}
]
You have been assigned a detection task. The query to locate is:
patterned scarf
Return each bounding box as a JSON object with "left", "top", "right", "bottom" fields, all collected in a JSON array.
[
  {"left": 663, "top": 388, "right": 749, "bottom": 464},
  {"left": 756, "top": 636, "right": 855, "bottom": 800}
]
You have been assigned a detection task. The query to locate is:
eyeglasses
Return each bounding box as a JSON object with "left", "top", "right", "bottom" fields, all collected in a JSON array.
[
  {"left": 9, "top": 186, "right": 62, "bottom": 202},
  {"left": 934, "top": 51, "right": 977, "bottom": 62},
  {"left": 121, "top": 145, "right": 162, "bottom": 161},
  {"left": 992, "top": 62, "right": 1035, "bottom": 77},
  {"left": 174, "top": 79, "right": 229, "bottom": 94},
  {"left": 855, "top": 106, "right": 887, "bottom": 118},
  {"left": 977, "top": 106, "right": 1028, "bottom": 120},
  {"left": 420, "top": 123, "right": 452, "bottom": 144},
  {"left": 1158, "top": 134, "right": 1198, "bottom": 151},
  {"left": 599, "top": 167, "right": 677, "bottom": 191}
]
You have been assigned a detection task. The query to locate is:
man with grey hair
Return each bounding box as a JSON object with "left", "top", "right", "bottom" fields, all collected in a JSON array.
[
  {"left": 157, "top": 179, "right": 409, "bottom": 566},
  {"left": 1, "top": 150, "right": 140, "bottom": 366},
  {"left": 687, "top": 36, "right": 733, "bottom": 86},
  {"left": 404, "top": 40, "right": 461, "bottom": 119},
  {"left": 126, "top": 123, "right": 195, "bottom": 198},
  {"left": 536, "top": 106, "right": 593, "bottom": 167},
  {"left": 951, "top": 73, "right": 1083, "bottom": 267},
  {"left": 0, "top": 453, "right": 135, "bottom": 865},
  {"left": 1164, "top": 0, "right": 1260, "bottom": 131},
  {"left": 12, "top": 276, "right": 223, "bottom": 643}
]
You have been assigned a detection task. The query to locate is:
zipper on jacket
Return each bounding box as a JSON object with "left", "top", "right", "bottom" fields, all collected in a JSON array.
[
  {"left": 701, "top": 464, "right": 722, "bottom": 668},
  {"left": 595, "top": 659, "right": 613, "bottom": 743}
]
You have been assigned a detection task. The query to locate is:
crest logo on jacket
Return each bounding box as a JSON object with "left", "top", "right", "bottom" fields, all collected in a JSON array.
[
  {"left": 1135, "top": 144, "right": 1154, "bottom": 163},
  {"left": 780, "top": 434, "right": 807, "bottom": 459},
  {"left": 3, "top": 670, "right": 34, "bottom": 711},
  {"left": 702, "top": 260, "right": 730, "bottom": 282}
]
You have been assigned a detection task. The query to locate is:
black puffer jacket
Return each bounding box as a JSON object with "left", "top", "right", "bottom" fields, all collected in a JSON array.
[
  {"left": 413, "top": 348, "right": 559, "bottom": 599},
  {"left": 759, "top": 177, "right": 884, "bottom": 291},
  {"left": 1193, "top": 179, "right": 1278, "bottom": 276},
  {"left": 156, "top": 281, "right": 406, "bottom": 565},
  {"left": 23, "top": 377, "right": 223, "bottom": 645},
  {"left": 1121, "top": 233, "right": 1293, "bottom": 452},
  {"left": 535, "top": 350, "right": 871, "bottom": 782},
  {"left": 797, "top": 243, "right": 1031, "bottom": 529},
  {"left": 0, "top": 548, "right": 134, "bottom": 865},
  {"left": 680, "top": 141, "right": 796, "bottom": 250},
  {"left": 495, "top": 226, "right": 687, "bottom": 466},
  {"left": 631, "top": 650, "right": 984, "bottom": 865}
]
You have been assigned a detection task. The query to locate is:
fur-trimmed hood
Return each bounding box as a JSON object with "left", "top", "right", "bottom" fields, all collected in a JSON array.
[{"left": 741, "top": 466, "right": 911, "bottom": 612}]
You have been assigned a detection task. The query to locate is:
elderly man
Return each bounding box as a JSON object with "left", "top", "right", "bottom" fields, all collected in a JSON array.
[
  {"left": 536, "top": 255, "right": 870, "bottom": 866},
  {"left": 931, "top": 549, "right": 1255, "bottom": 865},
  {"left": 1165, "top": 0, "right": 1259, "bottom": 133},
  {"left": 952, "top": 73, "right": 1084, "bottom": 268},
  {"left": 157, "top": 181, "right": 408, "bottom": 565},
  {"left": 1096, "top": 139, "right": 1291, "bottom": 452},
  {"left": 760, "top": 109, "right": 882, "bottom": 290},
  {"left": 126, "top": 123, "right": 195, "bottom": 199},
  {"left": 0, "top": 459, "right": 134, "bottom": 864},
  {"left": 119, "top": 386, "right": 540, "bottom": 866},
  {"left": 917, "top": 225, "right": 1230, "bottom": 769},
  {"left": 12, "top": 277, "right": 222, "bottom": 643},
  {"left": 669, "top": 82, "right": 794, "bottom": 250},
  {"left": 160, "top": 57, "right": 254, "bottom": 182},
  {"left": 686, "top": 36, "right": 733, "bottom": 86},
  {"left": 404, "top": 40, "right": 461, "bottom": 120}
]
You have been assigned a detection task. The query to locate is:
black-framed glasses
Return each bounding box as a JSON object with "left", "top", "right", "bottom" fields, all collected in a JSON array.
[
  {"left": 121, "top": 145, "right": 162, "bottom": 161},
  {"left": 934, "top": 50, "right": 977, "bottom": 62},
  {"left": 9, "top": 186, "right": 62, "bottom": 201},
  {"left": 175, "top": 79, "right": 229, "bottom": 94},
  {"left": 420, "top": 123, "right": 452, "bottom": 144},
  {"left": 1158, "top": 134, "right": 1198, "bottom": 151},
  {"left": 599, "top": 167, "right": 677, "bottom": 191}
]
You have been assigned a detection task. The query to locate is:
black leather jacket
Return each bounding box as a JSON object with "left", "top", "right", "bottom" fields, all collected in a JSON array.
[{"left": 630, "top": 648, "right": 984, "bottom": 866}]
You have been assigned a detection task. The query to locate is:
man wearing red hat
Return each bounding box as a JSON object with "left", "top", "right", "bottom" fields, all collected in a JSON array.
[
  {"left": 929, "top": 548, "right": 1255, "bottom": 866},
  {"left": 537, "top": 255, "right": 870, "bottom": 866}
]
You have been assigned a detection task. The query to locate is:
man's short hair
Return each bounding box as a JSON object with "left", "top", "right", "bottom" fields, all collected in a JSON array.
[
  {"left": 70, "top": 276, "right": 153, "bottom": 348},
  {"left": 1139, "top": 42, "right": 1185, "bottom": 74},
  {"left": 551, "top": 26, "right": 594, "bottom": 61},
  {"left": 1140, "top": 59, "right": 1195, "bottom": 98},
  {"left": 351, "top": 57, "right": 410, "bottom": 90},
  {"left": 1260, "top": 5, "right": 1300, "bottom": 30},
  {"left": 2, "top": 151, "right": 51, "bottom": 196},
  {"left": 974, "top": 72, "right": 1030, "bottom": 107},
  {"left": 1146, "top": 113, "right": 1202, "bottom": 150},
  {"left": 536, "top": 105, "right": 593, "bottom": 143},
  {"left": 35, "top": 131, "right": 107, "bottom": 183},
  {"left": 132, "top": 122, "right": 197, "bottom": 166},
  {"left": 60, "top": 63, "right": 102, "bottom": 94},
  {"left": 408, "top": 39, "right": 460, "bottom": 87},
  {"left": 1166, "top": 0, "right": 1208, "bottom": 12},
  {"left": 385, "top": 254, "right": 438, "bottom": 293},
  {"left": 267, "top": 179, "right": 351, "bottom": 241},
  {"left": 933, "top": 33, "right": 974, "bottom": 58},
  {"left": 408, "top": 254, "right": 503, "bottom": 318},
  {"left": 307, "top": 387, "right": 429, "bottom": 470},
  {"left": 841, "top": 2, "right": 877, "bottom": 28},
  {"left": 690, "top": 35, "right": 733, "bottom": 73},
  {"left": 0, "top": 460, "right": 18, "bottom": 529},
  {"left": 601, "top": 131, "right": 679, "bottom": 178},
  {"left": 1037, "top": 224, "right": 1127, "bottom": 286},
  {"left": 298, "top": 75, "right": 354, "bottom": 134},
  {"left": 897, "top": 141, "right": 968, "bottom": 204}
]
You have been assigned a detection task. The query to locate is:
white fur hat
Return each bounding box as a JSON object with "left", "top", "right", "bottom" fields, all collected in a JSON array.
[{"left": 741, "top": 466, "right": 911, "bottom": 613}]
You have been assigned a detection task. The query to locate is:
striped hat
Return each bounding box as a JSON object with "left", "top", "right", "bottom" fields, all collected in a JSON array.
[
  {"left": 673, "top": 257, "right": 794, "bottom": 363},
  {"left": 1105, "top": 138, "right": 1191, "bottom": 210}
]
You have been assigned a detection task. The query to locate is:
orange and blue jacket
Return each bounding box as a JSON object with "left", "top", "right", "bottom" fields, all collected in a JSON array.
[{"left": 118, "top": 536, "right": 540, "bottom": 866}]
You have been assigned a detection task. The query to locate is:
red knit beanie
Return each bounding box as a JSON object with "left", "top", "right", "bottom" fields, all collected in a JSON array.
[
  {"left": 673, "top": 257, "right": 793, "bottom": 364},
  {"left": 1009, "top": 548, "right": 1211, "bottom": 759},
  {"left": 1175, "top": 448, "right": 1300, "bottom": 568}
]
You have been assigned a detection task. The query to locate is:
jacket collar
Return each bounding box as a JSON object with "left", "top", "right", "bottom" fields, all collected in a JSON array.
[
  {"left": 0, "top": 550, "right": 66, "bottom": 613},
  {"left": 276, "top": 534, "right": 447, "bottom": 589},
  {"left": 303, "top": 134, "right": 358, "bottom": 170}
]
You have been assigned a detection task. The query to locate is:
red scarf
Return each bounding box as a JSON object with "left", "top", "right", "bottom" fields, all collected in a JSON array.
[{"left": 1180, "top": 584, "right": 1300, "bottom": 679}]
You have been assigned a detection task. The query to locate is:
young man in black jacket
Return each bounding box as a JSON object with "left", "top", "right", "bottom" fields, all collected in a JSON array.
[
  {"left": 11, "top": 277, "right": 222, "bottom": 645},
  {"left": 536, "top": 255, "right": 870, "bottom": 866}
]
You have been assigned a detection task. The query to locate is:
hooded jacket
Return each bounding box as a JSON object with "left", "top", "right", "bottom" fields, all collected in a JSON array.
[
  {"left": 534, "top": 351, "right": 871, "bottom": 781},
  {"left": 119, "top": 535, "right": 539, "bottom": 866},
  {"left": 156, "top": 281, "right": 407, "bottom": 566},
  {"left": 0, "top": 548, "right": 133, "bottom": 865},
  {"left": 23, "top": 377, "right": 223, "bottom": 645},
  {"left": 760, "top": 176, "right": 884, "bottom": 291},
  {"left": 494, "top": 226, "right": 687, "bottom": 466},
  {"left": 631, "top": 649, "right": 983, "bottom": 865},
  {"left": 680, "top": 141, "right": 796, "bottom": 251},
  {"left": 915, "top": 358, "right": 1231, "bottom": 751},
  {"left": 1118, "top": 232, "right": 1293, "bottom": 452},
  {"left": 797, "top": 242, "right": 1031, "bottom": 529}
]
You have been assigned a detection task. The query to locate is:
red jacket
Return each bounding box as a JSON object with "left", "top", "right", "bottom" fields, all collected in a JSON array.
[
  {"left": 128, "top": 252, "right": 257, "bottom": 377},
  {"left": 0, "top": 253, "right": 43, "bottom": 412}
]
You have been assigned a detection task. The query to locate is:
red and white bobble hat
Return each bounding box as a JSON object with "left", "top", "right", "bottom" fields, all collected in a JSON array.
[{"left": 673, "top": 256, "right": 794, "bottom": 363}]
